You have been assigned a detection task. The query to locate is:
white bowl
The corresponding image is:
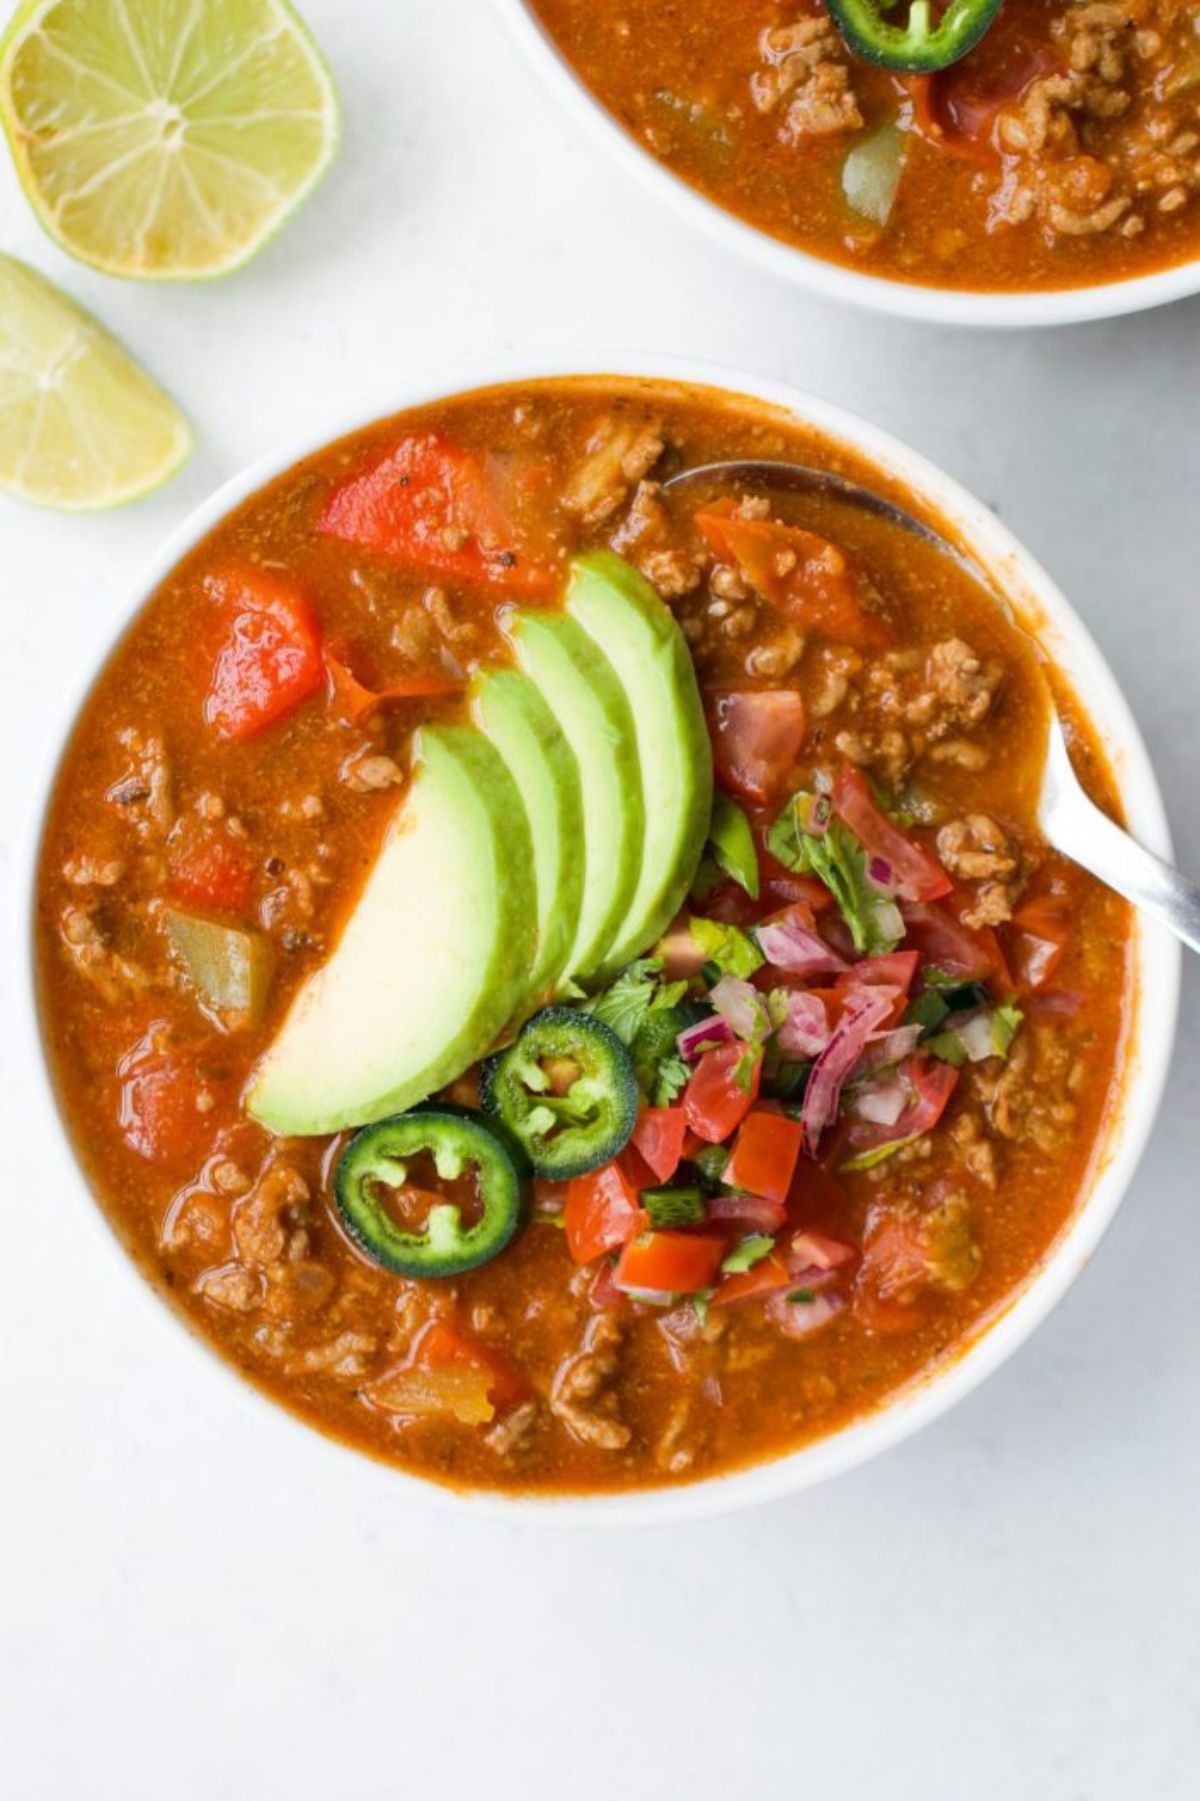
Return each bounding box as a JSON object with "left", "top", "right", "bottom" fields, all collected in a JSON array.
[
  {"left": 20, "top": 356, "right": 1180, "bottom": 1525},
  {"left": 498, "top": 0, "right": 1200, "bottom": 329}
]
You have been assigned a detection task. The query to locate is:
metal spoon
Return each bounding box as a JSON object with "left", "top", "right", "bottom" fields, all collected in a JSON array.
[{"left": 664, "top": 459, "right": 1200, "bottom": 956}]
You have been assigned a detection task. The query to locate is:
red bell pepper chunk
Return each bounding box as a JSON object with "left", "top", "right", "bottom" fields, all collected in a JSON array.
[
  {"left": 413, "top": 1319, "right": 526, "bottom": 1410},
  {"left": 204, "top": 567, "right": 324, "bottom": 742},
  {"left": 631, "top": 1107, "right": 688, "bottom": 1184},
  {"left": 324, "top": 640, "right": 460, "bottom": 724},
  {"left": 694, "top": 503, "right": 889, "bottom": 648},
  {"left": 564, "top": 1158, "right": 648, "bottom": 1265},
  {"left": 319, "top": 431, "right": 557, "bottom": 596},
  {"left": 722, "top": 1110, "right": 804, "bottom": 1207},
  {"left": 614, "top": 1230, "right": 727, "bottom": 1296},
  {"left": 708, "top": 689, "right": 807, "bottom": 808},
  {"left": 682, "top": 1042, "right": 763, "bottom": 1145}
]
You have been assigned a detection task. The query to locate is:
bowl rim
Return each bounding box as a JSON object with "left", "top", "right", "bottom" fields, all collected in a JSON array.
[
  {"left": 18, "top": 353, "right": 1181, "bottom": 1526},
  {"left": 495, "top": 0, "right": 1200, "bottom": 330}
]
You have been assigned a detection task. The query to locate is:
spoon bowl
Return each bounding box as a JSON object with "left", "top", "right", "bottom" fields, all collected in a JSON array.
[{"left": 665, "top": 456, "right": 1200, "bottom": 958}]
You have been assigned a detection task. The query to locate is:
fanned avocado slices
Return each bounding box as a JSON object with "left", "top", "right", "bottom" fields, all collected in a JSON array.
[{"left": 248, "top": 726, "right": 537, "bottom": 1136}]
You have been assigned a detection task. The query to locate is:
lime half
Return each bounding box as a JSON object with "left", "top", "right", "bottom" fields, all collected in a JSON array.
[
  {"left": 0, "top": 254, "right": 192, "bottom": 508},
  {"left": 0, "top": 0, "right": 340, "bottom": 280}
]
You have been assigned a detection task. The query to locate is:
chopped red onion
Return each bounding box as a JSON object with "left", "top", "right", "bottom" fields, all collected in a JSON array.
[
  {"left": 800, "top": 988, "right": 895, "bottom": 1152},
  {"left": 707, "top": 1191, "right": 787, "bottom": 1233},
  {"left": 776, "top": 990, "right": 831, "bottom": 1058},
  {"left": 851, "top": 1075, "right": 909, "bottom": 1128},
  {"left": 710, "top": 974, "right": 771, "bottom": 1042},
  {"left": 787, "top": 1232, "right": 856, "bottom": 1274},
  {"left": 756, "top": 905, "right": 849, "bottom": 977},
  {"left": 853, "top": 1021, "right": 922, "bottom": 1076},
  {"left": 867, "top": 854, "right": 896, "bottom": 892},
  {"left": 676, "top": 1014, "right": 731, "bottom": 1062},
  {"left": 765, "top": 1285, "right": 846, "bottom": 1340}
]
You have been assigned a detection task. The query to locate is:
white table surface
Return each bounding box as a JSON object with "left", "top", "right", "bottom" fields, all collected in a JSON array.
[{"left": 2, "top": 3, "right": 1198, "bottom": 1795}]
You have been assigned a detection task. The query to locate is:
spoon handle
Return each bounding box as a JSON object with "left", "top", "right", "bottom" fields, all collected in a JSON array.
[{"left": 1042, "top": 724, "right": 1200, "bottom": 956}]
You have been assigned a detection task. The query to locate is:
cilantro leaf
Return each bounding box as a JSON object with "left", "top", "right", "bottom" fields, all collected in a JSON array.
[
  {"left": 766, "top": 788, "right": 902, "bottom": 956},
  {"left": 708, "top": 794, "right": 760, "bottom": 899},
  {"left": 690, "top": 916, "right": 764, "bottom": 979},
  {"left": 588, "top": 958, "right": 665, "bottom": 1045}
]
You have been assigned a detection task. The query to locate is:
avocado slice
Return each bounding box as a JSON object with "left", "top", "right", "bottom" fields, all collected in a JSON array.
[
  {"left": 566, "top": 552, "right": 713, "bottom": 973},
  {"left": 471, "top": 666, "right": 585, "bottom": 1008},
  {"left": 509, "top": 609, "right": 644, "bottom": 982},
  {"left": 247, "top": 725, "right": 537, "bottom": 1136}
]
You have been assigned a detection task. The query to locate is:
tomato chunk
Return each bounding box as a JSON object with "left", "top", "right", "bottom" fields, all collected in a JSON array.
[
  {"left": 831, "top": 767, "right": 951, "bottom": 902},
  {"left": 902, "top": 901, "right": 1006, "bottom": 986},
  {"left": 319, "top": 431, "right": 557, "bottom": 595},
  {"left": 204, "top": 567, "right": 324, "bottom": 741},
  {"left": 910, "top": 2, "right": 1061, "bottom": 163},
  {"left": 168, "top": 818, "right": 254, "bottom": 914},
  {"left": 683, "top": 1042, "right": 762, "bottom": 1144},
  {"left": 564, "top": 1158, "right": 648, "bottom": 1265},
  {"left": 723, "top": 1111, "right": 803, "bottom": 1206},
  {"left": 118, "top": 1030, "right": 226, "bottom": 1171},
  {"left": 631, "top": 1107, "right": 688, "bottom": 1184},
  {"left": 694, "top": 503, "right": 888, "bottom": 648},
  {"left": 614, "top": 1230, "right": 726, "bottom": 1296},
  {"left": 709, "top": 690, "right": 806, "bottom": 807},
  {"left": 1005, "top": 885, "right": 1071, "bottom": 992}
]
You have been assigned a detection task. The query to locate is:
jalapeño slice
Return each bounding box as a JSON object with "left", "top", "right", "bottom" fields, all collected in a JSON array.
[
  {"left": 825, "top": 0, "right": 1004, "bottom": 73},
  {"left": 481, "top": 1006, "right": 638, "bottom": 1179},
  {"left": 334, "top": 1107, "right": 521, "bottom": 1278}
]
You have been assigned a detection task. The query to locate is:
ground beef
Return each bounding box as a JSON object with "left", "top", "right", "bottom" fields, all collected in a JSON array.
[
  {"left": 611, "top": 479, "right": 708, "bottom": 598},
  {"left": 550, "top": 1310, "right": 631, "bottom": 1450},
  {"left": 991, "top": 2, "right": 1200, "bottom": 242},
  {"left": 563, "top": 415, "right": 665, "bottom": 525},
  {"left": 752, "top": 17, "right": 863, "bottom": 141}
]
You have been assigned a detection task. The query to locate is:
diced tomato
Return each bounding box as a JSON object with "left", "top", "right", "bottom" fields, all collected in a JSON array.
[
  {"left": 204, "top": 567, "right": 324, "bottom": 741},
  {"left": 319, "top": 431, "right": 557, "bottom": 596},
  {"left": 694, "top": 503, "right": 889, "bottom": 649},
  {"left": 324, "top": 639, "right": 460, "bottom": 724},
  {"left": 902, "top": 901, "right": 1003, "bottom": 985},
  {"left": 1004, "top": 888, "right": 1071, "bottom": 992},
  {"left": 614, "top": 1230, "right": 726, "bottom": 1296},
  {"left": 852, "top": 1185, "right": 979, "bottom": 1336},
  {"left": 841, "top": 950, "right": 920, "bottom": 994},
  {"left": 413, "top": 1318, "right": 526, "bottom": 1410},
  {"left": 167, "top": 818, "right": 254, "bottom": 914},
  {"left": 631, "top": 1107, "right": 688, "bottom": 1184},
  {"left": 831, "top": 767, "right": 952, "bottom": 902},
  {"left": 909, "top": 1, "right": 1061, "bottom": 163},
  {"left": 118, "top": 1030, "right": 227, "bottom": 1171},
  {"left": 712, "top": 1251, "right": 793, "bottom": 1309},
  {"left": 845, "top": 1055, "right": 959, "bottom": 1157},
  {"left": 708, "top": 690, "right": 806, "bottom": 807},
  {"left": 723, "top": 1110, "right": 803, "bottom": 1206},
  {"left": 564, "top": 1158, "right": 648, "bottom": 1265},
  {"left": 683, "top": 1042, "right": 762, "bottom": 1144}
]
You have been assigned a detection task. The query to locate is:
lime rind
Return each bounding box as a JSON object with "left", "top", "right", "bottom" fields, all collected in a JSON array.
[
  {"left": 0, "top": 0, "right": 340, "bottom": 281},
  {"left": 0, "top": 252, "right": 192, "bottom": 509}
]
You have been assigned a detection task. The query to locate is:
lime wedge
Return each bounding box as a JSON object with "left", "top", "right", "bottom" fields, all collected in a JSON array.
[
  {"left": 0, "top": 254, "right": 191, "bottom": 508},
  {"left": 0, "top": 0, "right": 339, "bottom": 280}
]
